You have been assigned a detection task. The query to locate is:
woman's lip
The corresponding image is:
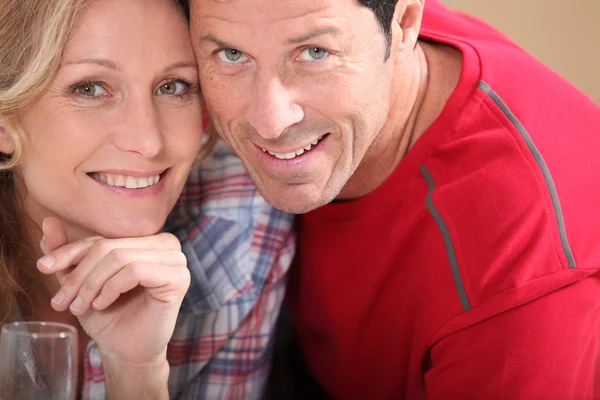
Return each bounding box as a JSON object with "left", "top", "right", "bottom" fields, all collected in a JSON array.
[
  {"left": 88, "top": 169, "right": 166, "bottom": 178},
  {"left": 88, "top": 169, "right": 168, "bottom": 197}
]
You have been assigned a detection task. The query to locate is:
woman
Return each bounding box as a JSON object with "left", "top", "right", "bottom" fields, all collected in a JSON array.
[{"left": 0, "top": 0, "right": 295, "bottom": 398}]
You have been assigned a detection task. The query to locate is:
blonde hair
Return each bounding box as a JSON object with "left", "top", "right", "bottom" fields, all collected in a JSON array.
[
  {"left": 0, "top": 0, "right": 86, "bottom": 170},
  {"left": 0, "top": 0, "right": 87, "bottom": 325}
]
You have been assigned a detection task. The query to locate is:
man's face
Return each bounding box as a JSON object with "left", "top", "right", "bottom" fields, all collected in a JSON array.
[{"left": 190, "top": 0, "right": 395, "bottom": 213}]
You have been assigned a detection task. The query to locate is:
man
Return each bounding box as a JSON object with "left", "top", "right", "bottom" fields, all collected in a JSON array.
[{"left": 187, "top": 0, "right": 600, "bottom": 398}]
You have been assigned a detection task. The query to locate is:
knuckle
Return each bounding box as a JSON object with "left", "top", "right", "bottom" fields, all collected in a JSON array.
[
  {"left": 102, "top": 279, "right": 118, "bottom": 296},
  {"left": 85, "top": 236, "right": 104, "bottom": 245},
  {"left": 54, "top": 246, "right": 76, "bottom": 265},
  {"left": 90, "top": 239, "right": 113, "bottom": 257},
  {"left": 128, "top": 262, "right": 144, "bottom": 278},
  {"left": 78, "top": 280, "right": 97, "bottom": 300},
  {"left": 61, "top": 275, "right": 79, "bottom": 292},
  {"left": 183, "top": 270, "right": 191, "bottom": 286},
  {"left": 175, "top": 251, "right": 187, "bottom": 266},
  {"left": 160, "top": 233, "right": 181, "bottom": 251},
  {"left": 109, "top": 248, "right": 129, "bottom": 265},
  {"left": 176, "top": 266, "right": 191, "bottom": 287}
]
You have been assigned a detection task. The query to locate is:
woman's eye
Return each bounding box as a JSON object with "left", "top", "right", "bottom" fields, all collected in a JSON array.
[
  {"left": 216, "top": 49, "right": 248, "bottom": 64},
  {"left": 157, "top": 80, "right": 189, "bottom": 95},
  {"left": 73, "top": 82, "right": 107, "bottom": 97},
  {"left": 298, "top": 47, "right": 329, "bottom": 61}
]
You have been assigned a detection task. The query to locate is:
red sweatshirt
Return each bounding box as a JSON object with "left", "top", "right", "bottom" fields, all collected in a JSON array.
[{"left": 288, "top": 2, "right": 600, "bottom": 399}]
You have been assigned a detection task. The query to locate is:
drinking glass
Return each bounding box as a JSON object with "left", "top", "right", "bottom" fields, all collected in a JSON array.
[{"left": 0, "top": 321, "right": 78, "bottom": 400}]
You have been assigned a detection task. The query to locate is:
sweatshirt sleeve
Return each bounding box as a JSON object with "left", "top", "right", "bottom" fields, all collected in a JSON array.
[{"left": 425, "top": 272, "right": 600, "bottom": 400}]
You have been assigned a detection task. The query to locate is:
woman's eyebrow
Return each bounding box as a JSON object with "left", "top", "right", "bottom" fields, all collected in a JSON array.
[
  {"left": 62, "top": 58, "right": 121, "bottom": 70},
  {"left": 161, "top": 60, "right": 198, "bottom": 73}
]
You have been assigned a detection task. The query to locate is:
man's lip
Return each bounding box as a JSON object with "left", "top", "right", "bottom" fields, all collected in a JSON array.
[
  {"left": 254, "top": 132, "right": 330, "bottom": 171},
  {"left": 256, "top": 133, "right": 329, "bottom": 154}
]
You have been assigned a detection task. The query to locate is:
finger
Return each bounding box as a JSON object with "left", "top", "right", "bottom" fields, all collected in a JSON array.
[
  {"left": 38, "top": 232, "right": 180, "bottom": 275},
  {"left": 67, "top": 249, "right": 186, "bottom": 316},
  {"left": 53, "top": 245, "right": 184, "bottom": 313},
  {"left": 47, "top": 233, "right": 182, "bottom": 311},
  {"left": 41, "top": 217, "right": 69, "bottom": 254},
  {"left": 38, "top": 217, "right": 75, "bottom": 272},
  {"left": 92, "top": 262, "right": 191, "bottom": 311},
  {"left": 37, "top": 235, "right": 101, "bottom": 276}
]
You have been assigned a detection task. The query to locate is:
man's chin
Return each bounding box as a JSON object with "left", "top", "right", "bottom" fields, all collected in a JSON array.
[{"left": 261, "top": 187, "right": 335, "bottom": 214}]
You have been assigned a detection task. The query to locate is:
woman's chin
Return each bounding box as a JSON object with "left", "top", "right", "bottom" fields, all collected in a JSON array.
[{"left": 85, "top": 217, "right": 166, "bottom": 239}]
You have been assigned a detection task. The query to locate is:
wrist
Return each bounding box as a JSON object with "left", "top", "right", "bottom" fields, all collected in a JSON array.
[{"left": 101, "top": 351, "right": 170, "bottom": 400}]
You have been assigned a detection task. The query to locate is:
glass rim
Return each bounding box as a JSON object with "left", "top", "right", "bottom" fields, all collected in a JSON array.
[{"left": 1, "top": 321, "right": 77, "bottom": 338}]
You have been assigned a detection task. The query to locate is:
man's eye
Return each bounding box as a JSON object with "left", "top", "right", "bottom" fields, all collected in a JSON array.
[
  {"left": 73, "top": 82, "right": 107, "bottom": 97},
  {"left": 216, "top": 49, "right": 248, "bottom": 64},
  {"left": 157, "top": 80, "right": 189, "bottom": 95},
  {"left": 298, "top": 47, "right": 329, "bottom": 61}
]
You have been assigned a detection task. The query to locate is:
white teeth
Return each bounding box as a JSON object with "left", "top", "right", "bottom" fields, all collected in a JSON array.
[
  {"left": 114, "top": 175, "right": 125, "bottom": 187},
  {"left": 92, "top": 173, "right": 161, "bottom": 189},
  {"left": 125, "top": 176, "right": 138, "bottom": 189},
  {"left": 265, "top": 135, "right": 325, "bottom": 160},
  {"left": 137, "top": 178, "right": 148, "bottom": 188}
]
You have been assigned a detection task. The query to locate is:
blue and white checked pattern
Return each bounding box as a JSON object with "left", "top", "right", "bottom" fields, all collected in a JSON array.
[{"left": 81, "top": 140, "right": 296, "bottom": 399}]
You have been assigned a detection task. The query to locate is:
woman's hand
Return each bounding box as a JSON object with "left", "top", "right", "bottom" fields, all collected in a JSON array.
[{"left": 37, "top": 217, "right": 190, "bottom": 395}]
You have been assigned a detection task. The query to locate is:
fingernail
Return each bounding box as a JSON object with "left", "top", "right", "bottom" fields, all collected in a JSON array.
[
  {"left": 70, "top": 297, "right": 83, "bottom": 312},
  {"left": 92, "top": 295, "right": 102, "bottom": 308},
  {"left": 51, "top": 291, "right": 66, "bottom": 306},
  {"left": 38, "top": 255, "right": 55, "bottom": 270}
]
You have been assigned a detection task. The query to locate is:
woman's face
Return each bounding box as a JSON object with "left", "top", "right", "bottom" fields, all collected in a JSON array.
[{"left": 14, "top": 0, "right": 203, "bottom": 239}]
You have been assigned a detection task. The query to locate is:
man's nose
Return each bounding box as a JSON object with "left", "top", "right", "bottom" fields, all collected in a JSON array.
[{"left": 246, "top": 74, "right": 304, "bottom": 140}]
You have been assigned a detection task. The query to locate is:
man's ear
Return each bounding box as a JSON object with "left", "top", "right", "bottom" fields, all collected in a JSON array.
[
  {"left": 0, "top": 122, "right": 15, "bottom": 154},
  {"left": 391, "top": 0, "right": 425, "bottom": 55}
]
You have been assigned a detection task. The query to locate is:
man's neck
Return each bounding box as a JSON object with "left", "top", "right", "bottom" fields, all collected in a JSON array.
[{"left": 336, "top": 41, "right": 462, "bottom": 201}]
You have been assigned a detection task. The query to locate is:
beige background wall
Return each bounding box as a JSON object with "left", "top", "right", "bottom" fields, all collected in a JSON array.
[{"left": 441, "top": 0, "right": 600, "bottom": 104}]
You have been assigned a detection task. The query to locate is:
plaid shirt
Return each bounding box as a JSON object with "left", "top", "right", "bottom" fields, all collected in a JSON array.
[{"left": 81, "top": 140, "right": 296, "bottom": 399}]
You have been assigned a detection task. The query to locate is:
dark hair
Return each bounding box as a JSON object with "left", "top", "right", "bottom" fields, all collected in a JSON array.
[
  {"left": 179, "top": 0, "right": 190, "bottom": 19},
  {"left": 179, "top": 0, "right": 399, "bottom": 59},
  {"left": 358, "top": 0, "right": 399, "bottom": 59}
]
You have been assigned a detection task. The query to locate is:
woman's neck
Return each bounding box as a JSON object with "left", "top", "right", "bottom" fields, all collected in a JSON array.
[
  {"left": 13, "top": 175, "right": 81, "bottom": 324},
  {"left": 21, "top": 210, "right": 91, "bottom": 369}
]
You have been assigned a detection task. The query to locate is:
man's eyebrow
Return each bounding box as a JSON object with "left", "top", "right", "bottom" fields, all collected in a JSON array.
[
  {"left": 198, "top": 27, "right": 340, "bottom": 49},
  {"left": 286, "top": 27, "right": 339, "bottom": 45},
  {"left": 62, "top": 58, "right": 121, "bottom": 70},
  {"left": 199, "top": 34, "right": 234, "bottom": 49}
]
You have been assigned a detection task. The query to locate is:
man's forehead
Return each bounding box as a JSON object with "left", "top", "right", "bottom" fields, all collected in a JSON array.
[{"left": 191, "top": 0, "right": 358, "bottom": 24}]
